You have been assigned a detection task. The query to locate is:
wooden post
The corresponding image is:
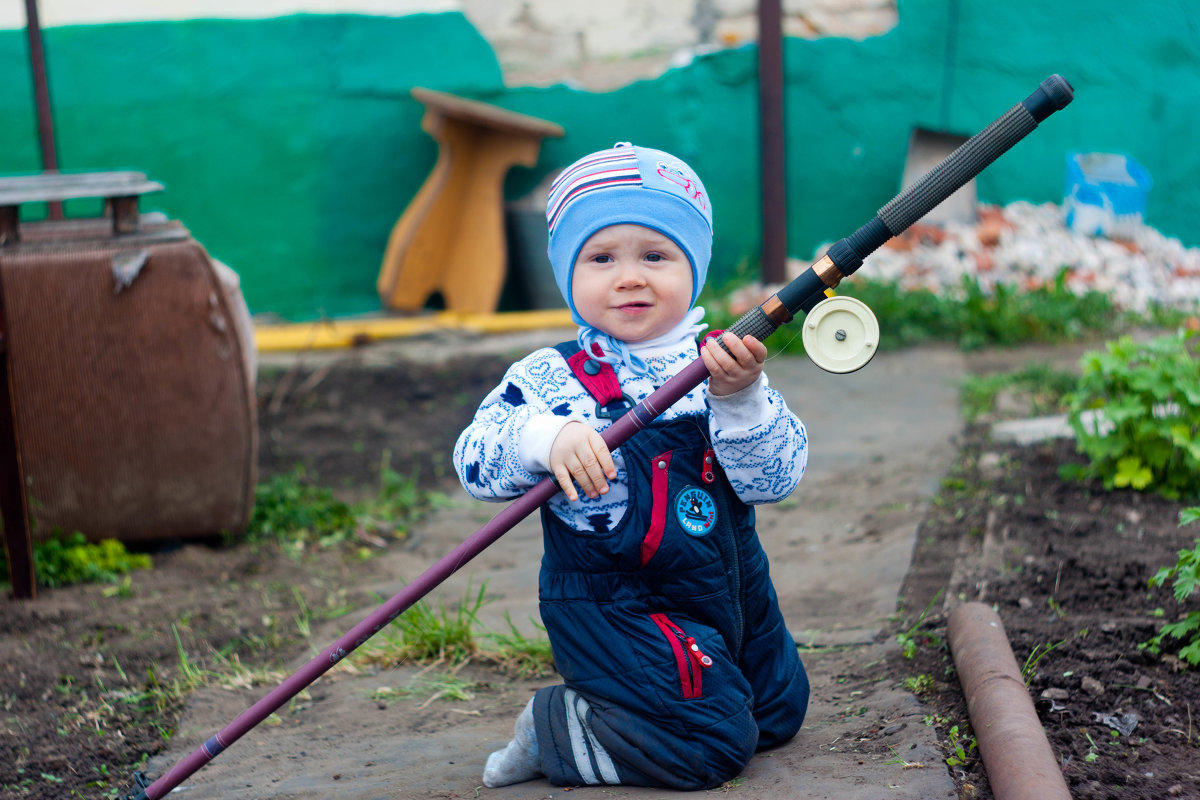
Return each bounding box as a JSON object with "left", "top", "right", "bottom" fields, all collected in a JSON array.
[{"left": 0, "top": 275, "right": 35, "bottom": 600}]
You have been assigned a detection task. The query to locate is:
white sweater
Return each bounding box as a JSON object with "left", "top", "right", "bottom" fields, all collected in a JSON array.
[{"left": 453, "top": 324, "right": 808, "bottom": 532}]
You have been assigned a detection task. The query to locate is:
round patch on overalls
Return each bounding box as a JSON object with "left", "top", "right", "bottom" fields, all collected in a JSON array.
[{"left": 675, "top": 487, "right": 717, "bottom": 536}]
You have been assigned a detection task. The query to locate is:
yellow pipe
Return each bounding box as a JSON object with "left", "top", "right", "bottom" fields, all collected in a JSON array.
[{"left": 254, "top": 309, "right": 575, "bottom": 352}]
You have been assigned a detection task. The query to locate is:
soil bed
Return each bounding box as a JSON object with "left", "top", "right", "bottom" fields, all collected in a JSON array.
[{"left": 898, "top": 430, "right": 1200, "bottom": 800}]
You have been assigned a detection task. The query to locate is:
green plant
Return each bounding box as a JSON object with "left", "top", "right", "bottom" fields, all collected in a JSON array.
[
  {"left": 701, "top": 270, "right": 1125, "bottom": 357},
  {"left": 836, "top": 280, "right": 958, "bottom": 351},
  {"left": 246, "top": 466, "right": 357, "bottom": 545},
  {"left": 1021, "top": 638, "right": 1067, "bottom": 686},
  {"left": 841, "top": 271, "right": 1118, "bottom": 352},
  {"left": 101, "top": 575, "right": 135, "bottom": 598},
  {"left": 1141, "top": 506, "right": 1200, "bottom": 667},
  {"left": 0, "top": 533, "right": 153, "bottom": 589},
  {"left": 1063, "top": 329, "right": 1200, "bottom": 500},
  {"left": 896, "top": 589, "right": 945, "bottom": 659},
  {"left": 944, "top": 724, "right": 978, "bottom": 767},
  {"left": 903, "top": 673, "right": 935, "bottom": 695}
]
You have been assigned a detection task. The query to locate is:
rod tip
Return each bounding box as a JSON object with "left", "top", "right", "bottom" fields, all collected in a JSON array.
[{"left": 1041, "top": 74, "right": 1075, "bottom": 109}]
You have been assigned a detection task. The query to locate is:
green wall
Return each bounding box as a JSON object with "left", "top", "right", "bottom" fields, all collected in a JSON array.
[{"left": 3, "top": 1, "right": 1197, "bottom": 320}]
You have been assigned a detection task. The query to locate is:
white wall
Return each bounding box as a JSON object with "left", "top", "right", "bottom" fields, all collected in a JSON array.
[
  {"left": 4, "top": 0, "right": 897, "bottom": 90},
  {"left": 462, "top": 0, "right": 897, "bottom": 89}
]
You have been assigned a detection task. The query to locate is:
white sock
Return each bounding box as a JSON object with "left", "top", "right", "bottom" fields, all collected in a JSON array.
[{"left": 482, "top": 698, "right": 541, "bottom": 788}]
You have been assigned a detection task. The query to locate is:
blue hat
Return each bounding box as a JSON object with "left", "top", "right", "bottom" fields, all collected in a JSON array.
[{"left": 546, "top": 143, "right": 713, "bottom": 324}]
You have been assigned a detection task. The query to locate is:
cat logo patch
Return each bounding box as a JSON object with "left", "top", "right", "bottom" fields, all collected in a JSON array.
[{"left": 675, "top": 487, "right": 717, "bottom": 536}]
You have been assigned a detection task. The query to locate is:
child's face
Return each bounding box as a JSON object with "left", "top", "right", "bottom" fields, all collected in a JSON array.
[{"left": 570, "top": 224, "right": 693, "bottom": 343}]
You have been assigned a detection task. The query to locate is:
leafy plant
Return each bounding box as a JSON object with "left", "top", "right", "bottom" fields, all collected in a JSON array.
[
  {"left": 1063, "top": 329, "right": 1200, "bottom": 500},
  {"left": 944, "top": 724, "right": 978, "bottom": 767},
  {"left": 836, "top": 280, "right": 958, "bottom": 351},
  {"left": 883, "top": 744, "right": 925, "bottom": 769},
  {"left": 903, "top": 673, "right": 935, "bottom": 695},
  {"left": 372, "top": 669, "right": 479, "bottom": 709},
  {"left": 1141, "top": 506, "right": 1200, "bottom": 667},
  {"left": 0, "top": 532, "right": 153, "bottom": 589},
  {"left": 348, "top": 582, "right": 557, "bottom": 681},
  {"left": 246, "top": 466, "right": 357, "bottom": 544}
]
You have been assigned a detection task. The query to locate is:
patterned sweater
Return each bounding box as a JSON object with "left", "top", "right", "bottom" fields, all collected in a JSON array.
[{"left": 453, "top": 325, "right": 808, "bottom": 533}]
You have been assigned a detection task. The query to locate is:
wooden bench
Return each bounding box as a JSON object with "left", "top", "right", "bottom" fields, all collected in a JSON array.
[
  {"left": 0, "top": 171, "right": 164, "bottom": 245},
  {"left": 377, "top": 88, "right": 563, "bottom": 314}
]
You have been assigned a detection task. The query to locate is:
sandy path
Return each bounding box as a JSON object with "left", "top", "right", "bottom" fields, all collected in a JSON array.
[{"left": 149, "top": 342, "right": 966, "bottom": 800}]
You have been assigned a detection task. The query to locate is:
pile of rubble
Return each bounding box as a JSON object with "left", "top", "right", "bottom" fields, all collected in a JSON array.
[
  {"left": 724, "top": 201, "right": 1200, "bottom": 319},
  {"left": 849, "top": 201, "right": 1200, "bottom": 312}
]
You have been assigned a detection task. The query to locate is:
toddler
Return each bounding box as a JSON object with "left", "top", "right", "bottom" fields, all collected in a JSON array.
[{"left": 453, "top": 142, "right": 809, "bottom": 790}]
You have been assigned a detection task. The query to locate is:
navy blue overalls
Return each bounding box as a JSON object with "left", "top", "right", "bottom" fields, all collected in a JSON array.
[{"left": 530, "top": 342, "right": 809, "bottom": 790}]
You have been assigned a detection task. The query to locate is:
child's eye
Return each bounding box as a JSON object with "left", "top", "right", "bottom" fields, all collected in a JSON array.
[
  {"left": 645, "top": 253, "right": 664, "bottom": 262},
  {"left": 592, "top": 254, "right": 613, "bottom": 264}
]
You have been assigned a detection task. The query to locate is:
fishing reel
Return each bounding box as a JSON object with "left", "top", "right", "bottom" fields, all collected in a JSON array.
[{"left": 801, "top": 294, "right": 879, "bottom": 374}]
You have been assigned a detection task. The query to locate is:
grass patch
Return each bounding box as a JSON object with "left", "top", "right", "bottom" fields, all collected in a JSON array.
[
  {"left": 484, "top": 613, "right": 557, "bottom": 678},
  {"left": 700, "top": 270, "right": 1186, "bottom": 356},
  {"left": 246, "top": 452, "right": 442, "bottom": 555},
  {"left": 960, "top": 363, "right": 1080, "bottom": 423},
  {"left": 355, "top": 582, "right": 488, "bottom": 668},
  {"left": 351, "top": 582, "right": 556, "bottom": 680}
]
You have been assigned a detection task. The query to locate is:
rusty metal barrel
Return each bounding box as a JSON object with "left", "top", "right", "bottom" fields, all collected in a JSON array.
[{"left": 0, "top": 172, "right": 257, "bottom": 598}]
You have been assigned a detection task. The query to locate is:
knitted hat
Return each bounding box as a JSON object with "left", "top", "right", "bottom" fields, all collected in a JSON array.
[{"left": 545, "top": 142, "right": 713, "bottom": 324}]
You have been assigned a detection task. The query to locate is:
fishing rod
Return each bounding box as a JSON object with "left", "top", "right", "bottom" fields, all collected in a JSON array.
[{"left": 125, "top": 73, "right": 1073, "bottom": 800}]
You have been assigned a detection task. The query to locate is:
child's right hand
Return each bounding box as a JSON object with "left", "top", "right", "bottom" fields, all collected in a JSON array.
[{"left": 549, "top": 421, "right": 617, "bottom": 502}]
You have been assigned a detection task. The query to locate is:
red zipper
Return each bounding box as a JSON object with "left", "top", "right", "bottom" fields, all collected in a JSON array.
[
  {"left": 640, "top": 450, "right": 673, "bottom": 566},
  {"left": 650, "top": 613, "right": 712, "bottom": 699}
]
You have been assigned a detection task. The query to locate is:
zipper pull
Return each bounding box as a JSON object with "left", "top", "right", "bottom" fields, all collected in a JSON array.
[{"left": 685, "top": 636, "right": 713, "bottom": 668}]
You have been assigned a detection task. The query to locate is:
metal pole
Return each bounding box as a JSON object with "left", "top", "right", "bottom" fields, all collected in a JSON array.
[
  {"left": 948, "top": 603, "right": 1072, "bottom": 800},
  {"left": 757, "top": 0, "right": 787, "bottom": 284},
  {"left": 23, "top": 0, "right": 63, "bottom": 220}
]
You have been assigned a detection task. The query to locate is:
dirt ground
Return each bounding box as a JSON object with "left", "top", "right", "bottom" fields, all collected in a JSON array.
[
  {"left": 2, "top": 329, "right": 1197, "bottom": 799},
  {"left": 901, "top": 434, "right": 1200, "bottom": 800}
]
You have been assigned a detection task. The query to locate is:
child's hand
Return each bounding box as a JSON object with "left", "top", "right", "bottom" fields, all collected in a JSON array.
[
  {"left": 549, "top": 421, "right": 618, "bottom": 502},
  {"left": 702, "top": 332, "right": 767, "bottom": 397}
]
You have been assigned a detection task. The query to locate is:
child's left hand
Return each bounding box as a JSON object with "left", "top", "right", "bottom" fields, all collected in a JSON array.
[{"left": 701, "top": 331, "right": 767, "bottom": 397}]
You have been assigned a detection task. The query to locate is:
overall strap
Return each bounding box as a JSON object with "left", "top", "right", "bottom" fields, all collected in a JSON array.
[{"left": 553, "top": 341, "right": 634, "bottom": 419}]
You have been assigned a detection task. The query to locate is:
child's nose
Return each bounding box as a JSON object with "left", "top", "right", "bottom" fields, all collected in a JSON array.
[{"left": 614, "top": 261, "right": 647, "bottom": 287}]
